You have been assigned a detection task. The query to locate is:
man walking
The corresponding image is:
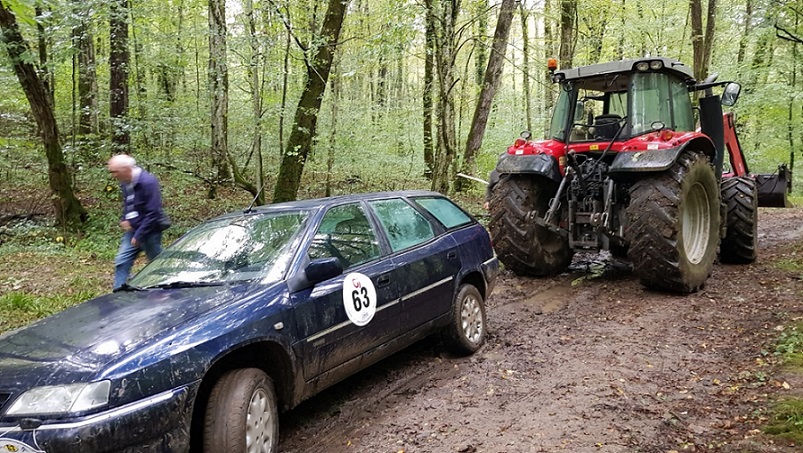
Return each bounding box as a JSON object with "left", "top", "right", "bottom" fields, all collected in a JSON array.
[{"left": 107, "top": 154, "right": 166, "bottom": 290}]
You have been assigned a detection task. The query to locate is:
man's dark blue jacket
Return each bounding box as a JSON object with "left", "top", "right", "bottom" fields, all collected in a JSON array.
[{"left": 120, "top": 169, "right": 163, "bottom": 242}]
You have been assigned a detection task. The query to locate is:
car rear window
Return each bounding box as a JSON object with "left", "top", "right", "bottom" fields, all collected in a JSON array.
[{"left": 412, "top": 197, "right": 472, "bottom": 229}]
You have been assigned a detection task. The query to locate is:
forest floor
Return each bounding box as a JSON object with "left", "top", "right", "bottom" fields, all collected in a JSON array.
[{"left": 277, "top": 206, "right": 803, "bottom": 453}]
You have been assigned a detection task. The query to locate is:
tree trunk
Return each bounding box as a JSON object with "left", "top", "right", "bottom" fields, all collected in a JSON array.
[
  {"left": 272, "top": 0, "right": 349, "bottom": 203},
  {"left": 34, "top": 5, "right": 54, "bottom": 108},
  {"left": 430, "top": 0, "right": 459, "bottom": 195},
  {"left": 558, "top": 0, "right": 576, "bottom": 69},
  {"left": 474, "top": 0, "right": 488, "bottom": 88},
  {"left": 0, "top": 4, "right": 87, "bottom": 229},
  {"left": 456, "top": 0, "right": 516, "bottom": 192},
  {"left": 109, "top": 0, "right": 130, "bottom": 154},
  {"left": 737, "top": 0, "right": 752, "bottom": 65},
  {"left": 520, "top": 3, "right": 532, "bottom": 133},
  {"left": 423, "top": 0, "right": 435, "bottom": 177},
  {"left": 209, "top": 0, "right": 231, "bottom": 186},
  {"left": 543, "top": 0, "right": 556, "bottom": 137},
  {"left": 326, "top": 56, "right": 340, "bottom": 197},
  {"left": 691, "top": 0, "right": 717, "bottom": 82},
  {"left": 73, "top": 0, "right": 98, "bottom": 135}
]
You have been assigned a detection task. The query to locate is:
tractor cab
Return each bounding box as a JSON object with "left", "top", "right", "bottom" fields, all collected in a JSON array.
[{"left": 549, "top": 58, "right": 695, "bottom": 145}]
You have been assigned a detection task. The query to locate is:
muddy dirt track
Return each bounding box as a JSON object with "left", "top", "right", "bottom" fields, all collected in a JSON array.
[{"left": 278, "top": 207, "right": 803, "bottom": 453}]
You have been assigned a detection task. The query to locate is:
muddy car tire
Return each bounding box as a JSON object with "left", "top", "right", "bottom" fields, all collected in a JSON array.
[
  {"left": 625, "top": 151, "right": 720, "bottom": 293},
  {"left": 720, "top": 177, "right": 758, "bottom": 264},
  {"left": 488, "top": 176, "right": 573, "bottom": 276},
  {"left": 444, "top": 284, "right": 486, "bottom": 355},
  {"left": 204, "top": 368, "right": 279, "bottom": 453}
]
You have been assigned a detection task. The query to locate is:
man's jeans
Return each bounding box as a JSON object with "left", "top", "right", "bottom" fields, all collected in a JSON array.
[{"left": 113, "top": 230, "right": 163, "bottom": 289}]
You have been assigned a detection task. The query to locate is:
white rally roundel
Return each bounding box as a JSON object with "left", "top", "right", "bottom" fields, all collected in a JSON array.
[
  {"left": 342, "top": 272, "right": 377, "bottom": 326},
  {"left": 0, "top": 438, "right": 45, "bottom": 453}
]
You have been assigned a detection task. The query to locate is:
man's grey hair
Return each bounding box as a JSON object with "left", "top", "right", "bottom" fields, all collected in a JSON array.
[{"left": 108, "top": 154, "right": 137, "bottom": 168}]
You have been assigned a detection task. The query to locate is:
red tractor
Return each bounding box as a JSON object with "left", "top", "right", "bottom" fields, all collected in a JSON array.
[{"left": 488, "top": 57, "right": 791, "bottom": 293}]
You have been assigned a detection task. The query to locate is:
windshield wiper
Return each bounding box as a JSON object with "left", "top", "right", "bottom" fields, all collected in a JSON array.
[
  {"left": 113, "top": 283, "right": 142, "bottom": 292},
  {"left": 142, "top": 281, "right": 224, "bottom": 290}
]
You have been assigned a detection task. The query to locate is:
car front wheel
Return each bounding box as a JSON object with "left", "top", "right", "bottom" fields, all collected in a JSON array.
[
  {"left": 444, "top": 284, "right": 487, "bottom": 355},
  {"left": 203, "top": 368, "right": 279, "bottom": 453}
]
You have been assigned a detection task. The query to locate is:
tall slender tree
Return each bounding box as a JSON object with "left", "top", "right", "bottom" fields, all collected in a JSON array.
[
  {"left": 423, "top": 0, "right": 436, "bottom": 176},
  {"left": 109, "top": 0, "right": 130, "bottom": 154},
  {"left": 209, "top": 0, "right": 231, "bottom": 188},
  {"left": 0, "top": 1, "right": 87, "bottom": 228},
  {"left": 272, "top": 0, "right": 349, "bottom": 202},
  {"left": 457, "top": 0, "right": 516, "bottom": 191},
  {"left": 430, "top": 0, "right": 459, "bottom": 194},
  {"left": 72, "top": 0, "right": 98, "bottom": 135}
]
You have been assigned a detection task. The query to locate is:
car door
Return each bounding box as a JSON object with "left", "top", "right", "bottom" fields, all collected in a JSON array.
[
  {"left": 367, "top": 198, "right": 461, "bottom": 334},
  {"left": 290, "top": 202, "right": 399, "bottom": 381}
]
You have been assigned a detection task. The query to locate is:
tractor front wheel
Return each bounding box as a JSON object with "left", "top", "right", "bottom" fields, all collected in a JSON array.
[
  {"left": 625, "top": 151, "right": 720, "bottom": 293},
  {"left": 720, "top": 177, "right": 758, "bottom": 264},
  {"left": 488, "top": 176, "right": 573, "bottom": 276}
]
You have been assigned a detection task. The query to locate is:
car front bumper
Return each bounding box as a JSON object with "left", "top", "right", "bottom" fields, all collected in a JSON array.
[{"left": 0, "top": 382, "right": 199, "bottom": 453}]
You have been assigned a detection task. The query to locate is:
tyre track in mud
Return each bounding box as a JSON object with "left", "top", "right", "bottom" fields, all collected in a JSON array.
[{"left": 279, "top": 207, "right": 803, "bottom": 453}]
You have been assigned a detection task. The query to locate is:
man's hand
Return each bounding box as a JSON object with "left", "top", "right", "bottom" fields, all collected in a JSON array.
[
  {"left": 120, "top": 220, "right": 132, "bottom": 231},
  {"left": 130, "top": 237, "right": 139, "bottom": 247}
]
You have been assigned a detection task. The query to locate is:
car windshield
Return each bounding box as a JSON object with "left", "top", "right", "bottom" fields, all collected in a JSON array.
[{"left": 130, "top": 210, "right": 310, "bottom": 288}]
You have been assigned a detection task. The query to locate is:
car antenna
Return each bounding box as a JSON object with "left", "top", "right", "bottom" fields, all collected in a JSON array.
[{"left": 244, "top": 184, "right": 267, "bottom": 213}]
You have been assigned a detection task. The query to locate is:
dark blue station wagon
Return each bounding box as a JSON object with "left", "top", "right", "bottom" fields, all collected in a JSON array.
[{"left": 0, "top": 191, "right": 498, "bottom": 453}]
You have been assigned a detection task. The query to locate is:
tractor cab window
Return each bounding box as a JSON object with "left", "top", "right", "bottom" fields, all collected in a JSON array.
[
  {"left": 551, "top": 79, "right": 629, "bottom": 143},
  {"left": 630, "top": 72, "right": 693, "bottom": 135}
]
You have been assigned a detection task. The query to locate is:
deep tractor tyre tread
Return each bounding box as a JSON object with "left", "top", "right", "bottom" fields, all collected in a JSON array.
[
  {"left": 720, "top": 177, "right": 758, "bottom": 264},
  {"left": 488, "top": 176, "right": 573, "bottom": 276},
  {"left": 625, "top": 151, "right": 720, "bottom": 293},
  {"left": 444, "top": 284, "right": 487, "bottom": 355},
  {"left": 203, "top": 368, "right": 279, "bottom": 453}
]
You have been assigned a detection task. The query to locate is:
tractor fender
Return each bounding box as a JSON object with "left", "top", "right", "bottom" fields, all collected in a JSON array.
[
  {"left": 608, "top": 136, "right": 716, "bottom": 177},
  {"left": 494, "top": 152, "right": 561, "bottom": 183}
]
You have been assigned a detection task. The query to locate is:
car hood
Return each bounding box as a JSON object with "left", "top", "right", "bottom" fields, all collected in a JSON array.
[{"left": 0, "top": 284, "right": 257, "bottom": 389}]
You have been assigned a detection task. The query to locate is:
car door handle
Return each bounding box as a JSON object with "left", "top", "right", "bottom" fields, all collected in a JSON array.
[
  {"left": 447, "top": 251, "right": 457, "bottom": 260},
  {"left": 377, "top": 275, "right": 391, "bottom": 287}
]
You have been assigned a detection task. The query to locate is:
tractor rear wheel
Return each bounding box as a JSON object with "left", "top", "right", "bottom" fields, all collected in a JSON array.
[
  {"left": 488, "top": 176, "right": 573, "bottom": 276},
  {"left": 625, "top": 151, "right": 720, "bottom": 293},
  {"left": 720, "top": 177, "right": 758, "bottom": 264}
]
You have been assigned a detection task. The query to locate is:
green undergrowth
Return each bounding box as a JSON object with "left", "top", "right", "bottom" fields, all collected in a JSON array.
[{"left": 764, "top": 237, "right": 803, "bottom": 443}]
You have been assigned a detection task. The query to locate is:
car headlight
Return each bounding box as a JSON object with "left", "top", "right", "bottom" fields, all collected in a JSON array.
[{"left": 5, "top": 381, "right": 111, "bottom": 416}]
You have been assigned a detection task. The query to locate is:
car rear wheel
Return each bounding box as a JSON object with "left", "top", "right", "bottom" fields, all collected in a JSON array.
[
  {"left": 204, "top": 368, "right": 279, "bottom": 453},
  {"left": 444, "top": 284, "right": 486, "bottom": 355}
]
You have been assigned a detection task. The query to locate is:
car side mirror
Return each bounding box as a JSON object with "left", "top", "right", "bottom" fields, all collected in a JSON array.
[
  {"left": 721, "top": 82, "right": 741, "bottom": 106},
  {"left": 305, "top": 257, "right": 344, "bottom": 285}
]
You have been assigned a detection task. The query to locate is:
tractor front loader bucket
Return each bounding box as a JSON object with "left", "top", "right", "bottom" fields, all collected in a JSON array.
[{"left": 756, "top": 163, "right": 793, "bottom": 207}]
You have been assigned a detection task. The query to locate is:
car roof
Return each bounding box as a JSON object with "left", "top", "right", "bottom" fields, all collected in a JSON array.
[{"left": 218, "top": 190, "right": 447, "bottom": 219}]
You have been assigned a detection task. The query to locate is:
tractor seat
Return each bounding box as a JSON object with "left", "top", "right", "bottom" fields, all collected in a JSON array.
[{"left": 592, "top": 114, "right": 622, "bottom": 140}]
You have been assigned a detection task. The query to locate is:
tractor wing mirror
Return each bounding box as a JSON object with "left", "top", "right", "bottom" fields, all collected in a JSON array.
[{"left": 721, "top": 83, "right": 741, "bottom": 106}]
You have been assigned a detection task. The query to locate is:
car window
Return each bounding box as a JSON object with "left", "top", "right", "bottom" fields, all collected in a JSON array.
[
  {"left": 308, "top": 203, "right": 381, "bottom": 269},
  {"left": 131, "top": 210, "right": 309, "bottom": 287},
  {"left": 369, "top": 199, "right": 435, "bottom": 252},
  {"left": 413, "top": 197, "right": 472, "bottom": 229}
]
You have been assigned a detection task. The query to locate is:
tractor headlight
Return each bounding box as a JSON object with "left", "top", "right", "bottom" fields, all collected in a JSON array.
[
  {"left": 635, "top": 62, "right": 650, "bottom": 71},
  {"left": 5, "top": 381, "right": 110, "bottom": 416},
  {"left": 649, "top": 60, "right": 664, "bottom": 70}
]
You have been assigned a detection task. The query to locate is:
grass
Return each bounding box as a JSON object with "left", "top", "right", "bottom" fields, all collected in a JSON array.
[{"left": 764, "top": 236, "right": 803, "bottom": 443}]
